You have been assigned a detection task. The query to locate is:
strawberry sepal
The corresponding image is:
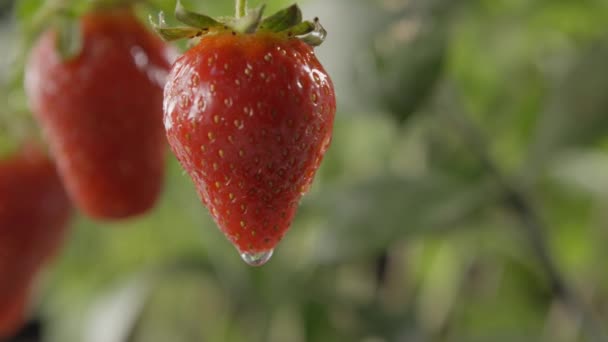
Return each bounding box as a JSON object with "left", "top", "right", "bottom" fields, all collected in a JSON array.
[
  {"left": 152, "top": 2, "right": 327, "bottom": 47},
  {"left": 55, "top": 11, "right": 83, "bottom": 60},
  {"left": 149, "top": 12, "right": 211, "bottom": 41},
  {"left": 259, "top": 4, "right": 302, "bottom": 32},
  {"left": 175, "top": 0, "right": 222, "bottom": 30}
]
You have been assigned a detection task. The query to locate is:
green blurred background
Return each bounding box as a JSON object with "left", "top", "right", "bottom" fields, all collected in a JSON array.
[{"left": 3, "top": 0, "right": 608, "bottom": 341}]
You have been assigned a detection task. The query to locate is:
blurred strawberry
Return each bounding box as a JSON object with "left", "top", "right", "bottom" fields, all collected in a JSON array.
[
  {"left": 0, "top": 287, "right": 28, "bottom": 339},
  {"left": 0, "top": 145, "right": 72, "bottom": 339},
  {"left": 25, "top": 7, "right": 175, "bottom": 219}
]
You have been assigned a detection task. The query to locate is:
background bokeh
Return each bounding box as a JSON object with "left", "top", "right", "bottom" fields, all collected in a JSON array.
[{"left": 2, "top": 0, "right": 608, "bottom": 341}]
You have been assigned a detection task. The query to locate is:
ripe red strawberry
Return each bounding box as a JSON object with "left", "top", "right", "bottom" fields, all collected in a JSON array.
[
  {"left": 0, "top": 145, "right": 72, "bottom": 338},
  {"left": 25, "top": 7, "right": 175, "bottom": 219},
  {"left": 158, "top": 3, "right": 335, "bottom": 265}
]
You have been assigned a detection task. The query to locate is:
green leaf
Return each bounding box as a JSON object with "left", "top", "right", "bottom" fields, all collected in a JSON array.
[
  {"left": 298, "top": 19, "right": 327, "bottom": 47},
  {"left": 232, "top": 4, "right": 266, "bottom": 34},
  {"left": 284, "top": 20, "right": 314, "bottom": 36},
  {"left": 529, "top": 38, "right": 608, "bottom": 170},
  {"left": 175, "top": 0, "right": 221, "bottom": 29},
  {"left": 381, "top": 25, "right": 446, "bottom": 123},
  {"left": 15, "top": 0, "right": 44, "bottom": 22},
  {"left": 56, "top": 13, "right": 82, "bottom": 61},
  {"left": 284, "top": 19, "right": 327, "bottom": 46},
  {"left": 149, "top": 12, "right": 203, "bottom": 42},
  {"left": 153, "top": 26, "right": 203, "bottom": 41},
  {"left": 304, "top": 174, "right": 493, "bottom": 264},
  {"left": 260, "top": 4, "right": 302, "bottom": 32}
]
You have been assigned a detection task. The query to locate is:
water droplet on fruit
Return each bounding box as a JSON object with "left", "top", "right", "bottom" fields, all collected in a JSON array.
[
  {"left": 300, "top": 182, "right": 312, "bottom": 195},
  {"left": 130, "top": 46, "right": 148, "bottom": 69},
  {"left": 313, "top": 73, "right": 321, "bottom": 85},
  {"left": 240, "top": 249, "right": 274, "bottom": 267}
]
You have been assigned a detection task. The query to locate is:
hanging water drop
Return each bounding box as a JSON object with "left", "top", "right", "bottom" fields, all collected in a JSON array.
[{"left": 240, "top": 249, "right": 274, "bottom": 266}]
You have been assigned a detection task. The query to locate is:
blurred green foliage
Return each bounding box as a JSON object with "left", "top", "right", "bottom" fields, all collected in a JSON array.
[{"left": 2, "top": 0, "right": 608, "bottom": 341}]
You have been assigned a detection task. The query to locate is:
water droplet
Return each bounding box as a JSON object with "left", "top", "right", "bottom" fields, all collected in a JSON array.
[
  {"left": 240, "top": 249, "right": 274, "bottom": 266},
  {"left": 313, "top": 74, "right": 321, "bottom": 85},
  {"left": 300, "top": 182, "right": 312, "bottom": 195},
  {"left": 130, "top": 46, "right": 148, "bottom": 69}
]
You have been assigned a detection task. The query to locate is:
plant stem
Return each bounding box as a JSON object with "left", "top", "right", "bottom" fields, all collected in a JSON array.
[
  {"left": 445, "top": 97, "right": 607, "bottom": 342},
  {"left": 236, "top": 0, "right": 247, "bottom": 18}
]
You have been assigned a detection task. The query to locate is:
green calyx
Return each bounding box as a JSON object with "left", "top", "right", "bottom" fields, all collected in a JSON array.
[
  {"left": 27, "top": 0, "right": 143, "bottom": 62},
  {"left": 150, "top": 1, "right": 327, "bottom": 47},
  {"left": 55, "top": 10, "right": 83, "bottom": 60}
]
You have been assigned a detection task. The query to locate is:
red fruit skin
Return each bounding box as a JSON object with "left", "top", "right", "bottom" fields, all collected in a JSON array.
[
  {"left": 164, "top": 32, "right": 336, "bottom": 253},
  {"left": 25, "top": 8, "right": 174, "bottom": 219},
  {"left": 0, "top": 146, "right": 72, "bottom": 338},
  {"left": 0, "top": 287, "right": 28, "bottom": 339}
]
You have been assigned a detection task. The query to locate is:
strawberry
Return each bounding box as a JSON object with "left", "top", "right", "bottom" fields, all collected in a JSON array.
[
  {"left": 25, "top": 7, "right": 175, "bottom": 220},
  {"left": 0, "top": 145, "right": 72, "bottom": 338},
  {"left": 156, "top": 2, "right": 335, "bottom": 265}
]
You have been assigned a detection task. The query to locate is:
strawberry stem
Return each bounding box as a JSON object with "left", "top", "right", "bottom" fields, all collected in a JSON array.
[{"left": 236, "top": 0, "right": 247, "bottom": 19}]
